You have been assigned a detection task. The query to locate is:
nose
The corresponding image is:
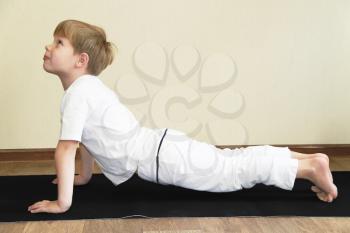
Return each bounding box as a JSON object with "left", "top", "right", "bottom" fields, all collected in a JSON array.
[{"left": 45, "top": 43, "right": 52, "bottom": 51}]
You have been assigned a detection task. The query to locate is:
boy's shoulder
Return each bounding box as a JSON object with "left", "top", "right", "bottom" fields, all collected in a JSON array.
[
  {"left": 65, "top": 76, "right": 101, "bottom": 96},
  {"left": 62, "top": 76, "right": 117, "bottom": 106}
]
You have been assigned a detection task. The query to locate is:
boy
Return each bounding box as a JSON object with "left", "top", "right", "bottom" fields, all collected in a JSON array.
[{"left": 28, "top": 20, "right": 337, "bottom": 214}]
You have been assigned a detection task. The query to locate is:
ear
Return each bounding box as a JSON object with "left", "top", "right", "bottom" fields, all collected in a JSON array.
[{"left": 76, "top": 52, "right": 89, "bottom": 68}]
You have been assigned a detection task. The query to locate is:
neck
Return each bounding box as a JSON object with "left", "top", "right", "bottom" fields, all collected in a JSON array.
[{"left": 59, "top": 70, "right": 89, "bottom": 91}]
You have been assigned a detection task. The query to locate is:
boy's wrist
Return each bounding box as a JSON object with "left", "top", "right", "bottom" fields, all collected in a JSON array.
[{"left": 57, "top": 199, "right": 71, "bottom": 211}]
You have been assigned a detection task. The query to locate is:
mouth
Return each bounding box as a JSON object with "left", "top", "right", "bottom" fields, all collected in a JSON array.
[{"left": 43, "top": 55, "right": 50, "bottom": 60}]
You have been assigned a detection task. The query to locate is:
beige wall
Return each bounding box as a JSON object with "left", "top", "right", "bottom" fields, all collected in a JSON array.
[{"left": 0, "top": 0, "right": 349, "bottom": 149}]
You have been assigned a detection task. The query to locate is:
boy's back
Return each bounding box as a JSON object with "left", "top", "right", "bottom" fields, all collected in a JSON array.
[{"left": 60, "top": 74, "right": 165, "bottom": 186}]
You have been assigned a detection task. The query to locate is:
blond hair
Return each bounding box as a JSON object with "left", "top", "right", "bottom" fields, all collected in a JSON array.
[{"left": 54, "top": 19, "right": 116, "bottom": 75}]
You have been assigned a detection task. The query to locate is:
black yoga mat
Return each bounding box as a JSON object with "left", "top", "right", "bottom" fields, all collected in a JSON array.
[{"left": 0, "top": 171, "right": 349, "bottom": 222}]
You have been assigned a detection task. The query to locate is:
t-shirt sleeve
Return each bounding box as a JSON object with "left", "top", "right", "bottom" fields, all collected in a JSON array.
[{"left": 59, "top": 93, "right": 89, "bottom": 142}]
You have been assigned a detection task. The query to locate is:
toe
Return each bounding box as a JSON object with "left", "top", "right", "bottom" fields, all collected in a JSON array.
[{"left": 311, "top": 186, "right": 322, "bottom": 193}]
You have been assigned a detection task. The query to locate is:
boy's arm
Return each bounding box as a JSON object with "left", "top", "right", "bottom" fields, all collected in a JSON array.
[
  {"left": 51, "top": 143, "right": 94, "bottom": 185},
  {"left": 78, "top": 143, "right": 94, "bottom": 183},
  {"left": 55, "top": 140, "right": 79, "bottom": 210},
  {"left": 28, "top": 140, "right": 78, "bottom": 214}
]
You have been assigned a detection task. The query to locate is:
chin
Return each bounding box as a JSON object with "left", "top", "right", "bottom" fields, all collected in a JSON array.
[{"left": 43, "top": 64, "right": 56, "bottom": 75}]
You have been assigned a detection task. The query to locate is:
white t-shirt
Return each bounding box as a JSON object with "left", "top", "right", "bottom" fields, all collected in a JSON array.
[{"left": 59, "top": 74, "right": 165, "bottom": 186}]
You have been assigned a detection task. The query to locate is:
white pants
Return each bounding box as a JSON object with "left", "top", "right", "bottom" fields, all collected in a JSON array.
[{"left": 137, "top": 128, "right": 299, "bottom": 192}]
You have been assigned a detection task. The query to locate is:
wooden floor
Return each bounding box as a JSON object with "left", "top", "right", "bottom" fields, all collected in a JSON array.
[{"left": 1, "top": 155, "right": 350, "bottom": 233}]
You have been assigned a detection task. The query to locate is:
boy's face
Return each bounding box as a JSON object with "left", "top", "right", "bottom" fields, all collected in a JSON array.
[{"left": 43, "top": 36, "right": 80, "bottom": 76}]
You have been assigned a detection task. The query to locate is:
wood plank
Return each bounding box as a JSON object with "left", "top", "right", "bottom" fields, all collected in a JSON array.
[
  {"left": 22, "top": 220, "right": 84, "bottom": 233},
  {"left": 0, "top": 222, "right": 26, "bottom": 233}
]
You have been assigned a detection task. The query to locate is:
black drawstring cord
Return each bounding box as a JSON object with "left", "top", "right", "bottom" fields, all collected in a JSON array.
[{"left": 156, "top": 128, "right": 168, "bottom": 184}]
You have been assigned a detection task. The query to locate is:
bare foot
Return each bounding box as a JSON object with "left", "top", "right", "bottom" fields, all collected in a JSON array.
[
  {"left": 293, "top": 152, "right": 334, "bottom": 185},
  {"left": 315, "top": 153, "right": 333, "bottom": 183},
  {"left": 307, "top": 157, "right": 338, "bottom": 202}
]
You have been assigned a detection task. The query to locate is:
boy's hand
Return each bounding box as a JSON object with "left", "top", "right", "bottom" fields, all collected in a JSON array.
[
  {"left": 27, "top": 200, "right": 69, "bottom": 214},
  {"left": 52, "top": 174, "right": 89, "bottom": 186}
]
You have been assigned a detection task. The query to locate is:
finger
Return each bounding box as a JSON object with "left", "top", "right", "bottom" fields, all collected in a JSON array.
[
  {"left": 29, "top": 206, "right": 37, "bottom": 212},
  {"left": 29, "top": 201, "right": 49, "bottom": 213},
  {"left": 30, "top": 206, "right": 45, "bottom": 213},
  {"left": 28, "top": 200, "right": 48, "bottom": 210},
  {"left": 28, "top": 203, "right": 42, "bottom": 211},
  {"left": 28, "top": 202, "right": 41, "bottom": 210}
]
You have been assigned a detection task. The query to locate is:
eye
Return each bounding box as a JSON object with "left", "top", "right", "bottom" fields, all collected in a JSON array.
[{"left": 54, "top": 39, "right": 63, "bottom": 46}]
